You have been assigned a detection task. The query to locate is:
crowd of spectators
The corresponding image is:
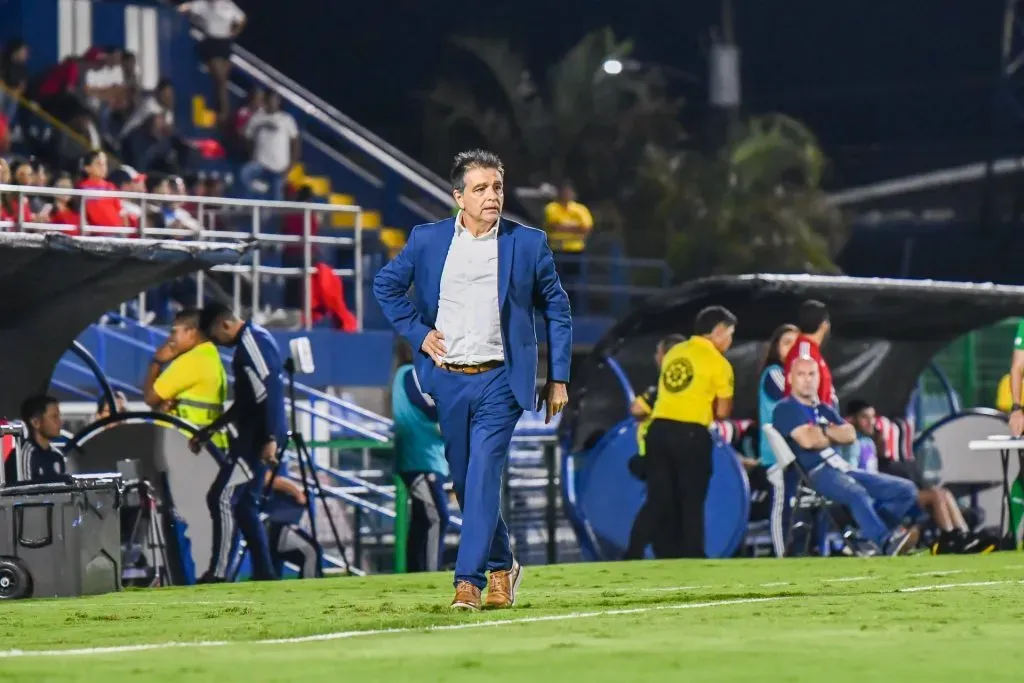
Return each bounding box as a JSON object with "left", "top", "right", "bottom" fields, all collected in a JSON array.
[{"left": 0, "top": 149, "right": 220, "bottom": 237}]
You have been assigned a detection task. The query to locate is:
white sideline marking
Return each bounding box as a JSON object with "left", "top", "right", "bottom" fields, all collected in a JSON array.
[
  {"left": 823, "top": 576, "right": 872, "bottom": 583},
  {"left": 759, "top": 582, "right": 791, "bottom": 587},
  {"left": 640, "top": 585, "right": 712, "bottom": 593},
  {"left": 896, "top": 580, "right": 1018, "bottom": 593},
  {"left": 0, "top": 596, "right": 784, "bottom": 659},
  {"left": 2, "top": 577, "right": 1019, "bottom": 659}
]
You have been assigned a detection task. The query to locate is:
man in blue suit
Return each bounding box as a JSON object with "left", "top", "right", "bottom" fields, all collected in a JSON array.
[{"left": 374, "top": 149, "right": 572, "bottom": 611}]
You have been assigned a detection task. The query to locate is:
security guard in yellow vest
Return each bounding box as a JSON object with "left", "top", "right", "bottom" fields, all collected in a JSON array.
[
  {"left": 626, "top": 306, "right": 736, "bottom": 561},
  {"left": 143, "top": 308, "right": 229, "bottom": 450}
]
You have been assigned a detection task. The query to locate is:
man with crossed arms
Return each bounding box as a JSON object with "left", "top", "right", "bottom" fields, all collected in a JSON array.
[{"left": 374, "top": 149, "right": 572, "bottom": 610}]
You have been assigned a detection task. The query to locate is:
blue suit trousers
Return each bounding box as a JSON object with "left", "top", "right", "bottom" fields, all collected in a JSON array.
[{"left": 433, "top": 365, "right": 523, "bottom": 589}]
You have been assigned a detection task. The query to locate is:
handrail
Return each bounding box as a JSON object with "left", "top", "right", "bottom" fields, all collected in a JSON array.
[
  {"left": 0, "top": 183, "right": 359, "bottom": 213},
  {"left": 227, "top": 46, "right": 531, "bottom": 227},
  {"left": 0, "top": 82, "right": 123, "bottom": 167},
  {"left": 91, "top": 316, "right": 394, "bottom": 435},
  {"left": 228, "top": 49, "right": 453, "bottom": 207},
  {"left": 0, "top": 183, "right": 366, "bottom": 328}
]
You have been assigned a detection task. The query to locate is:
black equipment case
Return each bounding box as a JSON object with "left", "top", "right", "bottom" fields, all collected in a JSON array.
[{"left": 0, "top": 474, "right": 124, "bottom": 599}]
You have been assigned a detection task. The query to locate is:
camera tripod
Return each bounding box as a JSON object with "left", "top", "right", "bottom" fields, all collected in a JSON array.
[{"left": 229, "top": 357, "right": 351, "bottom": 579}]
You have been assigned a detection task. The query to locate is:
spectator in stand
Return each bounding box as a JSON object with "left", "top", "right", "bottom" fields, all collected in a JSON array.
[
  {"left": 47, "top": 172, "right": 80, "bottom": 234},
  {"left": 0, "top": 157, "right": 11, "bottom": 224},
  {"left": 28, "top": 159, "right": 52, "bottom": 215},
  {"left": 282, "top": 184, "right": 319, "bottom": 308},
  {"left": 543, "top": 180, "right": 594, "bottom": 254},
  {"left": 3, "top": 158, "right": 42, "bottom": 226},
  {"left": 121, "top": 79, "right": 193, "bottom": 174},
  {"left": 76, "top": 150, "right": 128, "bottom": 233},
  {"left": 142, "top": 173, "right": 174, "bottom": 229},
  {"left": 231, "top": 86, "right": 264, "bottom": 158},
  {"left": 240, "top": 91, "right": 298, "bottom": 201},
  {"left": 82, "top": 47, "right": 130, "bottom": 137},
  {"left": 163, "top": 175, "right": 202, "bottom": 237},
  {"left": 543, "top": 180, "right": 593, "bottom": 298},
  {"left": 121, "top": 50, "right": 139, "bottom": 110},
  {"left": 179, "top": 0, "right": 247, "bottom": 121},
  {"left": 107, "top": 165, "right": 145, "bottom": 227},
  {"left": 120, "top": 79, "right": 175, "bottom": 141},
  {"left": 0, "top": 40, "right": 29, "bottom": 123}
]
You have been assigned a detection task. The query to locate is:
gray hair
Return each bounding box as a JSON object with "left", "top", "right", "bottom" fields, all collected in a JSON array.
[{"left": 450, "top": 149, "right": 504, "bottom": 193}]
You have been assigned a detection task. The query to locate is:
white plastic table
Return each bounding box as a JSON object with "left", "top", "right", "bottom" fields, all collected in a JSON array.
[{"left": 967, "top": 436, "right": 1024, "bottom": 541}]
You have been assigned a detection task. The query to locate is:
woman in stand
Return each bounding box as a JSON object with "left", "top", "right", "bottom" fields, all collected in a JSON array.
[{"left": 758, "top": 323, "right": 799, "bottom": 557}]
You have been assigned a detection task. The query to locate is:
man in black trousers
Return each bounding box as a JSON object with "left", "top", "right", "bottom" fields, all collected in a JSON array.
[{"left": 626, "top": 306, "right": 737, "bottom": 559}]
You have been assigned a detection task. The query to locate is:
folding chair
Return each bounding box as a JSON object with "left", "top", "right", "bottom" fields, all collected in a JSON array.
[{"left": 761, "top": 424, "right": 869, "bottom": 557}]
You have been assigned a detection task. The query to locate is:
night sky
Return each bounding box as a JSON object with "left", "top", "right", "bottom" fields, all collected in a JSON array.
[{"left": 242, "top": 0, "right": 1005, "bottom": 187}]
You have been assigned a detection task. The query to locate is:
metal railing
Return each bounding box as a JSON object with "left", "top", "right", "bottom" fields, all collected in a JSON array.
[
  {"left": 0, "top": 183, "right": 366, "bottom": 329},
  {"left": 224, "top": 41, "right": 532, "bottom": 227},
  {"left": 90, "top": 314, "right": 391, "bottom": 441}
]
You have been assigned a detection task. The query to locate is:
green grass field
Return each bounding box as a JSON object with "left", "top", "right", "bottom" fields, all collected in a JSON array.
[{"left": 1, "top": 555, "right": 1022, "bottom": 681}]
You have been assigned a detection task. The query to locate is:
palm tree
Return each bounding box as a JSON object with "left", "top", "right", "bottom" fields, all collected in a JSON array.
[
  {"left": 641, "top": 113, "right": 845, "bottom": 276},
  {"left": 423, "top": 28, "right": 682, "bottom": 195}
]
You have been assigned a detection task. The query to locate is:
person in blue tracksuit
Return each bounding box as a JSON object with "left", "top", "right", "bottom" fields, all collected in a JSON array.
[
  {"left": 262, "top": 461, "right": 321, "bottom": 578},
  {"left": 758, "top": 323, "right": 800, "bottom": 557},
  {"left": 392, "top": 344, "right": 450, "bottom": 572},
  {"left": 189, "top": 304, "right": 286, "bottom": 582}
]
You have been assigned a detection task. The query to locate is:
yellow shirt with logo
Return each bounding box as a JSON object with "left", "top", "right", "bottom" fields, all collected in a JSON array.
[
  {"left": 153, "top": 341, "right": 229, "bottom": 449},
  {"left": 543, "top": 200, "right": 594, "bottom": 253},
  {"left": 650, "top": 336, "right": 733, "bottom": 427}
]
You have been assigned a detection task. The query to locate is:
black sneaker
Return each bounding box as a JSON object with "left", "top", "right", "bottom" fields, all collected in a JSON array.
[
  {"left": 958, "top": 531, "right": 998, "bottom": 554},
  {"left": 196, "top": 571, "right": 226, "bottom": 584},
  {"left": 931, "top": 530, "right": 962, "bottom": 555}
]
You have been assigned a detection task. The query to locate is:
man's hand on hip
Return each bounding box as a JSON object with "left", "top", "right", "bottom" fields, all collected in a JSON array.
[
  {"left": 421, "top": 329, "right": 447, "bottom": 365},
  {"left": 538, "top": 381, "right": 568, "bottom": 424}
]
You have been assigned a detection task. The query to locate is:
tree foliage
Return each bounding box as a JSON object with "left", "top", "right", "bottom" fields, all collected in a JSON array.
[
  {"left": 424, "top": 27, "right": 845, "bottom": 278},
  {"left": 642, "top": 114, "right": 845, "bottom": 277}
]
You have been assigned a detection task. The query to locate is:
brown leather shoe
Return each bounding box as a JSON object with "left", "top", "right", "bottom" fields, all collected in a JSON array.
[
  {"left": 450, "top": 581, "right": 482, "bottom": 611},
  {"left": 484, "top": 560, "right": 522, "bottom": 608}
]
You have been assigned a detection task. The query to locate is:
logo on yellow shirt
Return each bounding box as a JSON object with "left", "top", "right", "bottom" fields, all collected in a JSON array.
[{"left": 663, "top": 358, "right": 695, "bottom": 393}]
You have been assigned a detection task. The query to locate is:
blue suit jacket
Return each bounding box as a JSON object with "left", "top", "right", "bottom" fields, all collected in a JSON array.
[{"left": 373, "top": 217, "right": 572, "bottom": 410}]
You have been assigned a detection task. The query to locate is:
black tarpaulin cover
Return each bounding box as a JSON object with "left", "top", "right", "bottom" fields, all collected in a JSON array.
[
  {"left": 0, "top": 232, "right": 249, "bottom": 416},
  {"left": 564, "top": 274, "right": 1024, "bottom": 451}
]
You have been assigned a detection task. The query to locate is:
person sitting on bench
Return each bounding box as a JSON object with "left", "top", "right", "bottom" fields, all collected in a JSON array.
[
  {"left": 4, "top": 395, "right": 67, "bottom": 485},
  {"left": 843, "top": 398, "right": 993, "bottom": 555},
  {"left": 772, "top": 358, "right": 919, "bottom": 555}
]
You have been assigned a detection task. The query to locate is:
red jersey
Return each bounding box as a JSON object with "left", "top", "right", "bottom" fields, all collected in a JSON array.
[
  {"left": 76, "top": 178, "right": 125, "bottom": 232},
  {"left": 783, "top": 334, "right": 837, "bottom": 407},
  {"left": 49, "top": 207, "right": 81, "bottom": 235}
]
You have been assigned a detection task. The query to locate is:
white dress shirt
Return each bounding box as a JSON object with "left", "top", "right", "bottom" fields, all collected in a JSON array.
[{"left": 434, "top": 213, "right": 504, "bottom": 365}]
